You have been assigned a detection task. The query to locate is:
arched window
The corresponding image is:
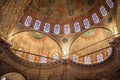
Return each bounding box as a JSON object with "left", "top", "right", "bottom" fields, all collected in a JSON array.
[
  {"left": 44, "top": 23, "right": 50, "bottom": 33},
  {"left": 28, "top": 54, "right": 35, "bottom": 62},
  {"left": 73, "top": 55, "right": 78, "bottom": 62},
  {"left": 34, "top": 20, "right": 41, "bottom": 30},
  {"left": 24, "top": 16, "right": 32, "bottom": 27},
  {"left": 54, "top": 24, "right": 60, "bottom": 34},
  {"left": 84, "top": 56, "right": 91, "bottom": 64},
  {"left": 100, "top": 6, "right": 107, "bottom": 16},
  {"left": 107, "top": 47, "right": 112, "bottom": 56},
  {"left": 64, "top": 24, "right": 70, "bottom": 34},
  {"left": 53, "top": 52, "right": 59, "bottom": 61},
  {"left": 97, "top": 54, "right": 104, "bottom": 62},
  {"left": 92, "top": 13, "right": 99, "bottom": 24},
  {"left": 74, "top": 22, "right": 81, "bottom": 32},
  {"left": 41, "top": 56, "right": 47, "bottom": 63},
  {"left": 106, "top": 0, "right": 114, "bottom": 8},
  {"left": 83, "top": 18, "right": 90, "bottom": 29}
]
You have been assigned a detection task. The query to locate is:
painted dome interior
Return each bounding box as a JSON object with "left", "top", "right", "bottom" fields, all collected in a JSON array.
[{"left": 0, "top": 0, "right": 117, "bottom": 65}]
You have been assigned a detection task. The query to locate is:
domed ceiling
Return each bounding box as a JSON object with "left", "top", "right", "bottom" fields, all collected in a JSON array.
[
  {"left": 0, "top": 0, "right": 115, "bottom": 36},
  {"left": 20, "top": 0, "right": 114, "bottom": 34},
  {"left": 30, "top": 0, "right": 98, "bottom": 20},
  {"left": 3, "top": 0, "right": 116, "bottom": 64}
]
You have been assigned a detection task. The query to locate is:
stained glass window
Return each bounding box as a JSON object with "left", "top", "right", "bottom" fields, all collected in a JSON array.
[
  {"left": 44, "top": 23, "right": 50, "bottom": 33},
  {"left": 41, "top": 56, "right": 47, "bottom": 63},
  {"left": 34, "top": 20, "right": 41, "bottom": 30},
  {"left": 64, "top": 24, "right": 70, "bottom": 34},
  {"left": 106, "top": 0, "right": 114, "bottom": 8},
  {"left": 92, "top": 13, "right": 99, "bottom": 24},
  {"left": 28, "top": 54, "right": 35, "bottom": 62},
  {"left": 53, "top": 52, "right": 59, "bottom": 61},
  {"left": 83, "top": 18, "right": 90, "bottom": 29},
  {"left": 100, "top": 6, "right": 107, "bottom": 16},
  {"left": 84, "top": 56, "right": 91, "bottom": 64},
  {"left": 97, "top": 54, "right": 104, "bottom": 62},
  {"left": 74, "top": 22, "right": 80, "bottom": 32},
  {"left": 107, "top": 47, "right": 112, "bottom": 56},
  {"left": 73, "top": 55, "right": 78, "bottom": 62},
  {"left": 54, "top": 24, "right": 60, "bottom": 34},
  {"left": 24, "top": 16, "right": 32, "bottom": 27}
]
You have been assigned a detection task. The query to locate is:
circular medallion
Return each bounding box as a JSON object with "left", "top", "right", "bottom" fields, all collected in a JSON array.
[{"left": 62, "top": 38, "right": 68, "bottom": 43}]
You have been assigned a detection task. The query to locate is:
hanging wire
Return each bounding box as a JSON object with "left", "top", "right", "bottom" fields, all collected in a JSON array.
[{"left": 38, "top": 25, "right": 46, "bottom": 80}]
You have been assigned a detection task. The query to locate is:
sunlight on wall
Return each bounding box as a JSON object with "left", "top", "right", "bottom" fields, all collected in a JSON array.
[
  {"left": 63, "top": 44, "right": 69, "bottom": 59},
  {"left": 114, "top": 27, "right": 119, "bottom": 37}
]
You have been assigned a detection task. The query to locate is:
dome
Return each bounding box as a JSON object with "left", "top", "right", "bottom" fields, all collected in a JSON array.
[
  {"left": 1, "top": 0, "right": 120, "bottom": 80},
  {"left": 0, "top": 0, "right": 116, "bottom": 64}
]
